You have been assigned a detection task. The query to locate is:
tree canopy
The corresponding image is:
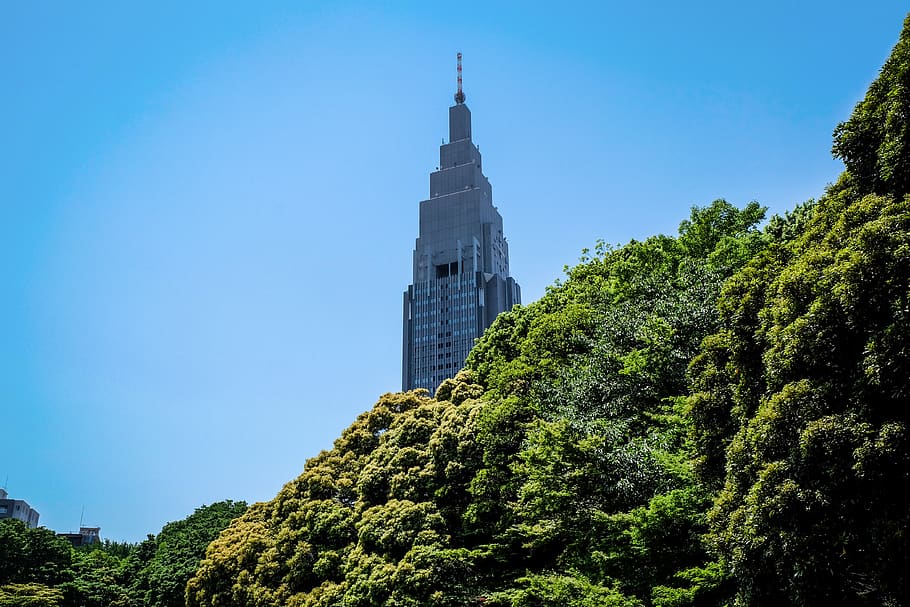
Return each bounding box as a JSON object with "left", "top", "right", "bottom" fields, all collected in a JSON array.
[{"left": 834, "top": 14, "right": 910, "bottom": 200}]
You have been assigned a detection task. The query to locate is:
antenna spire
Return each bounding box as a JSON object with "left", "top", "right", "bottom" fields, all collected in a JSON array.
[{"left": 455, "top": 52, "right": 465, "bottom": 104}]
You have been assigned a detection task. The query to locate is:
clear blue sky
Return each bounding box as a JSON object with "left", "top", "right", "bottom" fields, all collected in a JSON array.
[{"left": 2, "top": 2, "right": 907, "bottom": 542}]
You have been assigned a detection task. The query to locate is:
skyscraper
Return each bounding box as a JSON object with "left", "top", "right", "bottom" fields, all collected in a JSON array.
[{"left": 402, "top": 54, "right": 521, "bottom": 394}]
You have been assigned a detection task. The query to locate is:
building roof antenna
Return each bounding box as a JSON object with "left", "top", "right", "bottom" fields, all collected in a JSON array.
[{"left": 455, "top": 52, "right": 466, "bottom": 104}]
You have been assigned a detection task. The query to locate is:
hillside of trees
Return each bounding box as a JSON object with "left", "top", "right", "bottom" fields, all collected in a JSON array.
[
  {"left": 4, "top": 12, "right": 910, "bottom": 607},
  {"left": 184, "top": 15, "right": 910, "bottom": 607}
]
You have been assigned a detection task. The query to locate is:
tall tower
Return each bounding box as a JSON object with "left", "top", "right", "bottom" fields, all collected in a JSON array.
[{"left": 402, "top": 54, "right": 521, "bottom": 394}]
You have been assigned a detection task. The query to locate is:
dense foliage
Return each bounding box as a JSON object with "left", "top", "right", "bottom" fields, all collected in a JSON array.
[
  {"left": 7, "top": 12, "right": 910, "bottom": 607},
  {"left": 688, "top": 16, "right": 910, "bottom": 603},
  {"left": 833, "top": 15, "right": 910, "bottom": 199},
  {"left": 0, "top": 501, "right": 245, "bottom": 607},
  {"left": 131, "top": 500, "right": 248, "bottom": 607},
  {"left": 184, "top": 13, "right": 910, "bottom": 607},
  {"left": 181, "top": 197, "right": 766, "bottom": 607}
]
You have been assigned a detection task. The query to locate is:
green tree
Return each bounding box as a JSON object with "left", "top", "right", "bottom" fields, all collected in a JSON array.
[
  {"left": 0, "top": 520, "right": 72, "bottom": 587},
  {"left": 131, "top": 500, "right": 247, "bottom": 607},
  {"left": 691, "top": 189, "right": 910, "bottom": 606},
  {"left": 187, "top": 385, "right": 494, "bottom": 607},
  {"left": 687, "top": 16, "right": 910, "bottom": 605},
  {"left": 0, "top": 583, "right": 64, "bottom": 607},
  {"left": 464, "top": 200, "right": 765, "bottom": 602},
  {"left": 488, "top": 572, "right": 642, "bottom": 607},
  {"left": 833, "top": 15, "right": 910, "bottom": 200},
  {"left": 60, "top": 549, "right": 130, "bottom": 607}
]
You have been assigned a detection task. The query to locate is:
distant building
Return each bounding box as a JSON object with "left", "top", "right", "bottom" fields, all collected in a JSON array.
[
  {"left": 0, "top": 488, "right": 40, "bottom": 528},
  {"left": 58, "top": 527, "right": 102, "bottom": 547},
  {"left": 402, "top": 54, "right": 521, "bottom": 394}
]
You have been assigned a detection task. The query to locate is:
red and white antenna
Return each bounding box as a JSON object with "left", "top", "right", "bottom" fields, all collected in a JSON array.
[{"left": 455, "top": 52, "right": 465, "bottom": 104}]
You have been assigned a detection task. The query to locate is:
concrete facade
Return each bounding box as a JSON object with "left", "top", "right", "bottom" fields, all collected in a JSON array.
[
  {"left": 0, "top": 488, "right": 40, "bottom": 528},
  {"left": 402, "top": 99, "right": 520, "bottom": 394}
]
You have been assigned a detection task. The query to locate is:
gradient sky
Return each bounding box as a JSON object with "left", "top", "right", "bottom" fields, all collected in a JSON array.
[{"left": 2, "top": 2, "right": 908, "bottom": 542}]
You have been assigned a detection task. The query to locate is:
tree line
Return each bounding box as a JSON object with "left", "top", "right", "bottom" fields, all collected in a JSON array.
[{"left": 0, "top": 500, "right": 246, "bottom": 607}]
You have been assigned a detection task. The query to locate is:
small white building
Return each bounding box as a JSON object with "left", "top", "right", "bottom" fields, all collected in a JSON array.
[{"left": 0, "top": 488, "right": 41, "bottom": 528}]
